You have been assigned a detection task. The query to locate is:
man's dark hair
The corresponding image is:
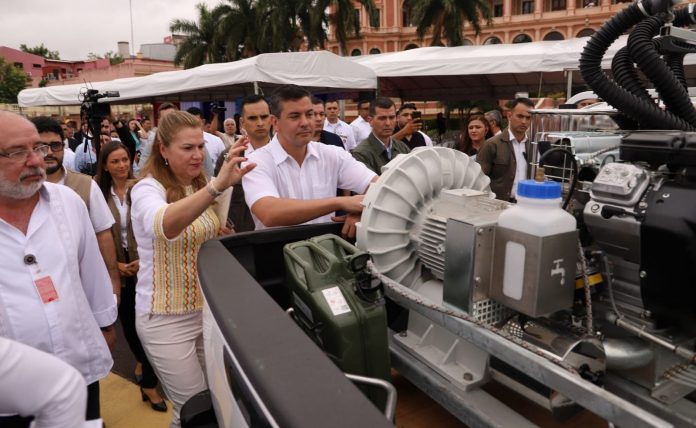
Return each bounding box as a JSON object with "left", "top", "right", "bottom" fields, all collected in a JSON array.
[
  {"left": 31, "top": 116, "right": 64, "bottom": 141},
  {"left": 311, "top": 96, "right": 325, "bottom": 106},
  {"left": 369, "top": 97, "right": 395, "bottom": 116},
  {"left": 507, "top": 98, "right": 534, "bottom": 110},
  {"left": 158, "top": 102, "right": 178, "bottom": 114},
  {"left": 357, "top": 99, "right": 371, "bottom": 109},
  {"left": 397, "top": 102, "right": 417, "bottom": 115},
  {"left": 240, "top": 94, "right": 268, "bottom": 116},
  {"left": 268, "top": 85, "right": 311, "bottom": 117},
  {"left": 186, "top": 106, "right": 203, "bottom": 117}
]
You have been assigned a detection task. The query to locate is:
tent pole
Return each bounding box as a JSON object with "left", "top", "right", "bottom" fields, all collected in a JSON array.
[
  {"left": 566, "top": 70, "right": 573, "bottom": 100},
  {"left": 253, "top": 82, "right": 260, "bottom": 95}
]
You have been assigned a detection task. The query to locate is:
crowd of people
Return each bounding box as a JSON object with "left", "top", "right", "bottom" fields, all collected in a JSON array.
[{"left": 0, "top": 84, "right": 540, "bottom": 427}]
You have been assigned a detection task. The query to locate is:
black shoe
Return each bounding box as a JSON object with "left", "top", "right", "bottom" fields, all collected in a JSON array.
[{"left": 140, "top": 388, "right": 168, "bottom": 413}]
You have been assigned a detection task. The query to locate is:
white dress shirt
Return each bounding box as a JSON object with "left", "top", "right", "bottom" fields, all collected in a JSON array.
[
  {"left": 350, "top": 116, "right": 372, "bottom": 144},
  {"left": 0, "top": 183, "right": 117, "bottom": 385},
  {"left": 324, "top": 119, "right": 357, "bottom": 151},
  {"left": 243, "top": 136, "right": 376, "bottom": 230},
  {"left": 58, "top": 168, "right": 115, "bottom": 233},
  {"left": 0, "top": 336, "right": 87, "bottom": 428},
  {"left": 74, "top": 140, "right": 97, "bottom": 173},
  {"left": 509, "top": 128, "right": 529, "bottom": 198},
  {"left": 419, "top": 130, "right": 434, "bottom": 147},
  {"left": 204, "top": 132, "right": 225, "bottom": 165}
]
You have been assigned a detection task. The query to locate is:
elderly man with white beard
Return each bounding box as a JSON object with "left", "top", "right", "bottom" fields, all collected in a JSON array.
[{"left": 0, "top": 112, "right": 117, "bottom": 425}]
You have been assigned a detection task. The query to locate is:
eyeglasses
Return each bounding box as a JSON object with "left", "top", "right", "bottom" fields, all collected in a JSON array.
[
  {"left": 46, "top": 141, "right": 64, "bottom": 152},
  {"left": 0, "top": 144, "right": 50, "bottom": 162}
]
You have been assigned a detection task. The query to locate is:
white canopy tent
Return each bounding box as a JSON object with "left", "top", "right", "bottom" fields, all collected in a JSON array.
[
  {"left": 350, "top": 36, "right": 674, "bottom": 100},
  {"left": 18, "top": 51, "right": 377, "bottom": 107}
]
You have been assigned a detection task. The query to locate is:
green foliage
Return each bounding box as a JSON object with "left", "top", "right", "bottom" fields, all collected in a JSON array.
[
  {"left": 86, "top": 51, "right": 125, "bottom": 65},
  {"left": 19, "top": 43, "right": 60, "bottom": 60},
  {"left": 169, "top": 0, "right": 379, "bottom": 69},
  {"left": 406, "top": 0, "right": 492, "bottom": 46},
  {"left": 0, "top": 57, "right": 31, "bottom": 103}
]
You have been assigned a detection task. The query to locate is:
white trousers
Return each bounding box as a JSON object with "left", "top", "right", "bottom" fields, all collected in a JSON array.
[{"left": 136, "top": 311, "right": 207, "bottom": 428}]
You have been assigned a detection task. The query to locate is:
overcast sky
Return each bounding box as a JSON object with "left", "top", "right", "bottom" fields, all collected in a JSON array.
[{"left": 1, "top": 0, "right": 219, "bottom": 60}]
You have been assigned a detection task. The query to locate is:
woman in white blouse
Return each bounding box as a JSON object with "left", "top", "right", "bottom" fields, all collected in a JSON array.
[
  {"left": 94, "top": 141, "right": 167, "bottom": 412},
  {"left": 130, "top": 111, "right": 254, "bottom": 427}
]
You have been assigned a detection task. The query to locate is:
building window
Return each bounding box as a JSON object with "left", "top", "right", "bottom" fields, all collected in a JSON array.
[
  {"left": 522, "top": 0, "right": 534, "bottom": 13},
  {"left": 404, "top": 43, "right": 419, "bottom": 50},
  {"left": 354, "top": 9, "right": 361, "bottom": 27},
  {"left": 33, "top": 63, "right": 42, "bottom": 68},
  {"left": 402, "top": 2, "right": 413, "bottom": 26},
  {"left": 576, "top": 28, "right": 596, "bottom": 37},
  {"left": 581, "top": 0, "right": 598, "bottom": 6},
  {"left": 543, "top": 31, "right": 565, "bottom": 40},
  {"left": 463, "top": 39, "right": 474, "bottom": 46},
  {"left": 351, "top": 49, "right": 362, "bottom": 56},
  {"left": 375, "top": 9, "right": 381, "bottom": 27},
  {"left": 13, "top": 62, "right": 23, "bottom": 70},
  {"left": 369, "top": 48, "right": 381, "bottom": 55},
  {"left": 483, "top": 36, "right": 502, "bottom": 45},
  {"left": 548, "top": 0, "right": 566, "bottom": 10},
  {"left": 492, "top": 0, "right": 504, "bottom": 17},
  {"left": 513, "top": 34, "right": 533, "bottom": 43}
]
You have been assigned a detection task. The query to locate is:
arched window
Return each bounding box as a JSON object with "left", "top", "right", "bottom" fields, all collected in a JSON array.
[
  {"left": 402, "top": 1, "right": 413, "bottom": 27},
  {"left": 462, "top": 39, "right": 474, "bottom": 46},
  {"left": 576, "top": 28, "right": 596, "bottom": 37},
  {"left": 512, "top": 33, "right": 533, "bottom": 43},
  {"left": 483, "top": 36, "right": 502, "bottom": 45},
  {"left": 369, "top": 48, "right": 381, "bottom": 55},
  {"left": 350, "top": 49, "right": 362, "bottom": 56},
  {"left": 404, "top": 44, "right": 419, "bottom": 50},
  {"left": 543, "top": 31, "right": 564, "bottom": 41}
]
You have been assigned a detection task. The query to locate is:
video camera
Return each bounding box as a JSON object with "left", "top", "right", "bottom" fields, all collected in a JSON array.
[
  {"left": 79, "top": 88, "right": 120, "bottom": 162},
  {"left": 210, "top": 102, "right": 227, "bottom": 114}
]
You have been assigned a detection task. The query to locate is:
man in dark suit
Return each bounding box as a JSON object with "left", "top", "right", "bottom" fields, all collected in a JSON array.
[
  {"left": 311, "top": 97, "right": 345, "bottom": 148},
  {"left": 476, "top": 98, "right": 534, "bottom": 202}
]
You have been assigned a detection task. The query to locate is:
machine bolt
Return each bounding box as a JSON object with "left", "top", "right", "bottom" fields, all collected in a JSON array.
[
  {"left": 474, "top": 277, "right": 481, "bottom": 287},
  {"left": 463, "top": 372, "right": 473, "bottom": 381},
  {"left": 662, "top": 193, "right": 670, "bottom": 199},
  {"left": 399, "top": 331, "right": 408, "bottom": 338},
  {"left": 638, "top": 201, "right": 648, "bottom": 209},
  {"left": 477, "top": 228, "right": 484, "bottom": 235},
  {"left": 591, "top": 204, "right": 600, "bottom": 213},
  {"left": 639, "top": 270, "right": 647, "bottom": 279}
]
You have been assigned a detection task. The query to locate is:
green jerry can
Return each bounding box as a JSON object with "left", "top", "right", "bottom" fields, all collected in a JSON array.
[{"left": 284, "top": 234, "right": 391, "bottom": 410}]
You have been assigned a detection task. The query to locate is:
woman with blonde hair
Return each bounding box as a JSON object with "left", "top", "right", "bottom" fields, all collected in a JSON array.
[{"left": 130, "top": 110, "right": 254, "bottom": 427}]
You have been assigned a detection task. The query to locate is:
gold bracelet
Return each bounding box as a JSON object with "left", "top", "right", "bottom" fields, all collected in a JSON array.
[{"left": 207, "top": 179, "right": 223, "bottom": 198}]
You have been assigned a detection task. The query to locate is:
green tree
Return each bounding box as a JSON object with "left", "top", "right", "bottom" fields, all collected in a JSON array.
[
  {"left": 19, "top": 43, "right": 60, "bottom": 60},
  {"left": 407, "top": 0, "right": 492, "bottom": 47},
  {"left": 0, "top": 57, "right": 31, "bottom": 103},
  {"left": 312, "top": 0, "right": 379, "bottom": 55},
  {"left": 214, "top": 0, "right": 265, "bottom": 60},
  {"left": 170, "top": 3, "right": 225, "bottom": 68}
]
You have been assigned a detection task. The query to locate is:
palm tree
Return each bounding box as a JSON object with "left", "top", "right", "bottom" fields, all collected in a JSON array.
[
  {"left": 313, "top": 0, "right": 379, "bottom": 55},
  {"left": 170, "top": 3, "right": 225, "bottom": 68},
  {"left": 215, "top": 0, "right": 267, "bottom": 60},
  {"left": 407, "top": 0, "right": 492, "bottom": 47}
]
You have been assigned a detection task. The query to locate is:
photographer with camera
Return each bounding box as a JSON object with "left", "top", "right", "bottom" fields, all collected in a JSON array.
[
  {"left": 209, "top": 103, "right": 239, "bottom": 149},
  {"left": 392, "top": 103, "right": 433, "bottom": 149}
]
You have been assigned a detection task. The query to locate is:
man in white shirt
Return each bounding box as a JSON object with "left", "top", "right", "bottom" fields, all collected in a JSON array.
[
  {"left": 350, "top": 100, "right": 372, "bottom": 144},
  {"left": 324, "top": 100, "right": 358, "bottom": 151},
  {"left": 31, "top": 116, "right": 121, "bottom": 303},
  {"left": 244, "top": 85, "right": 377, "bottom": 238},
  {"left": 0, "top": 111, "right": 117, "bottom": 422}
]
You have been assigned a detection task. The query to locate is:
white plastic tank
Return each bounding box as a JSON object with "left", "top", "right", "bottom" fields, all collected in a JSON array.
[{"left": 498, "top": 180, "right": 576, "bottom": 300}]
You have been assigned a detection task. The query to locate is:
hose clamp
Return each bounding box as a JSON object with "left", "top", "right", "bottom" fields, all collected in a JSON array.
[{"left": 637, "top": 0, "right": 651, "bottom": 17}]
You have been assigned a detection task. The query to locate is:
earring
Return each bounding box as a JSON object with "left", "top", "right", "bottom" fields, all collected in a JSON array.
[{"left": 164, "top": 158, "right": 169, "bottom": 166}]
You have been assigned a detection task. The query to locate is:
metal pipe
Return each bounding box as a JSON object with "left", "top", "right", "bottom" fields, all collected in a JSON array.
[
  {"left": 606, "top": 312, "right": 696, "bottom": 362},
  {"left": 345, "top": 373, "right": 397, "bottom": 422},
  {"left": 603, "top": 337, "right": 654, "bottom": 370}
]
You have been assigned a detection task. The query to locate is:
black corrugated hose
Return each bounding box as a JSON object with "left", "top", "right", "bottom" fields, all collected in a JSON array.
[
  {"left": 579, "top": 1, "right": 696, "bottom": 131},
  {"left": 665, "top": 53, "right": 688, "bottom": 89},
  {"left": 627, "top": 15, "right": 696, "bottom": 127},
  {"left": 611, "top": 46, "right": 652, "bottom": 102}
]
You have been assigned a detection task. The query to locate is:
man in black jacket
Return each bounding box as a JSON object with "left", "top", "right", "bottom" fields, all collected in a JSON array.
[{"left": 311, "top": 97, "right": 344, "bottom": 148}]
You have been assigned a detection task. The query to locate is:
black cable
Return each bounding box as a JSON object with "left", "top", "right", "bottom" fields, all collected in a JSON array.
[{"left": 537, "top": 147, "right": 578, "bottom": 210}]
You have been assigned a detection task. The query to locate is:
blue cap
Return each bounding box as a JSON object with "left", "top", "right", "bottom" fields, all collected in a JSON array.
[{"left": 516, "top": 180, "right": 562, "bottom": 199}]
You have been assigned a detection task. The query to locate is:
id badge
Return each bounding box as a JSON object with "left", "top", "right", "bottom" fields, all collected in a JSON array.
[{"left": 34, "top": 276, "right": 59, "bottom": 304}]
